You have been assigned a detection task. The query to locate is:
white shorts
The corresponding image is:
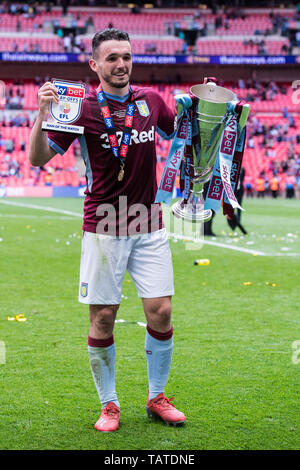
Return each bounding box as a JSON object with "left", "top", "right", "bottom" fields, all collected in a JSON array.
[{"left": 78, "top": 228, "right": 174, "bottom": 305}]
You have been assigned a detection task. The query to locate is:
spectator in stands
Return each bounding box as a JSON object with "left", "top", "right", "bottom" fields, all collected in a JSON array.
[
  {"left": 45, "top": 171, "right": 53, "bottom": 186},
  {"left": 8, "top": 158, "right": 20, "bottom": 177},
  {"left": 286, "top": 173, "right": 296, "bottom": 198},
  {"left": 296, "top": 175, "right": 300, "bottom": 199},
  {"left": 256, "top": 173, "right": 266, "bottom": 198},
  {"left": 245, "top": 175, "right": 253, "bottom": 197},
  {"left": 64, "top": 34, "right": 72, "bottom": 52},
  {"left": 248, "top": 136, "right": 255, "bottom": 149},
  {"left": 270, "top": 173, "right": 280, "bottom": 198}
]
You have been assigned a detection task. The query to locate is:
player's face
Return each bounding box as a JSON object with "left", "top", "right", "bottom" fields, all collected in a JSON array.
[{"left": 90, "top": 40, "right": 132, "bottom": 92}]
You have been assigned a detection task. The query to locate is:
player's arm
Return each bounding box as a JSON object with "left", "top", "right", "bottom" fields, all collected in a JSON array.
[{"left": 29, "top": 82, "right": 59, "bottom": 166}]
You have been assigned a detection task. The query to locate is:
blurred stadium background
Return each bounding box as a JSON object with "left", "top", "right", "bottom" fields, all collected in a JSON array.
[
  {"left": 0, "top": 0, "right": 299, "bottom": 200},
  {"left": 1, "top": 1, "right": 300, "bottom": 452}
]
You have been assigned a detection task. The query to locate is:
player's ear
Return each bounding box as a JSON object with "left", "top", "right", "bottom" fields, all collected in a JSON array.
[{"left": 89, "top": 57, "right": 97, "bottom": 72}]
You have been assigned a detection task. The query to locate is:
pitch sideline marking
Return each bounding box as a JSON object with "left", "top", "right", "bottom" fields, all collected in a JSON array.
[
  {"left": 116, "top": 319, "right": 146, "bottom": 328},
  {"left": 167, "top": 232, "right": 268, "bottom": 256},
  {"left": 0, "top": 199, "right": 299, "bottom": 257},
  {"left": 0, "top": 199, "right": 82, "bottom": 217}
]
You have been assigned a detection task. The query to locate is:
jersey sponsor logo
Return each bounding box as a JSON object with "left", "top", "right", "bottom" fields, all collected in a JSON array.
[
  {"left": 100, "top": 126, "right": 155, "bottom": 148},
  {"left": 136, "top": 100, "right": 150, "bottom": 117}
]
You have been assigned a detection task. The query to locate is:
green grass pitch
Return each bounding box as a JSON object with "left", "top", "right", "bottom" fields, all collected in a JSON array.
[{"left": 0, "top": 197, "right": 299, "bottom": 450}]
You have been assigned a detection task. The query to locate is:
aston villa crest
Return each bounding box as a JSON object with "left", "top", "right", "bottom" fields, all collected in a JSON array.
[{"left": 136, "top": 100, "right": 150, "bottom": 117}]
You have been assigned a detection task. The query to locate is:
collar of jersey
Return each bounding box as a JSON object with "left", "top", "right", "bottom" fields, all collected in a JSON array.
[{"left": 103, "top": 87, "right": 132, "bottom": 103}]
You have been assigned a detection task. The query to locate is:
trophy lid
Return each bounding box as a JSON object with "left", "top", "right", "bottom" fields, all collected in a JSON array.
[{"left": 190, "top": 83, "right": 236, "bottom": 104}]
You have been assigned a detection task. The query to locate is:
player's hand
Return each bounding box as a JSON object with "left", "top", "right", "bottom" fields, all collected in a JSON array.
[
  {"left": 174, "top": 93, "right": 192, "bottom": 112},
  {"left": 37, "top": 82, "right": 59, "bottom": 118}
]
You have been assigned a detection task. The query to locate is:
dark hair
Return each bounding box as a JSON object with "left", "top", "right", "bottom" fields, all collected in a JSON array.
[{"left": 92, "top": 29, "right": 130, "bottom": 58}]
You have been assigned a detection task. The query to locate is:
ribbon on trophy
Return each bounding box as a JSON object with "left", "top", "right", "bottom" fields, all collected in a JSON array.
[
  {"left": 222, "top": 126, "right": 247, "bottom": 219},
  {"left": 180, "top": 109, "right": 193, "bottom": 202},
  {"left": 154, "top": 107, "right": 190, "bottom": 205},
  {"left": 204, "top": 100, "right": 248, "bottom": 217},
  {"left": 155, "top": 80, "right": 250, "bottom": 222}
]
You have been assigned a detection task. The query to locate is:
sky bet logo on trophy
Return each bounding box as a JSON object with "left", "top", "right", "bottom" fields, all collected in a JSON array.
[{"left": 42, "top": 79, "right": 85, "bottom": 134}]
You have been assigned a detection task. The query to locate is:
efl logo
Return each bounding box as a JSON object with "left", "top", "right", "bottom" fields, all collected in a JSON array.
[{"left": 57, "top": 85, "right": 85, "bottom": 98}]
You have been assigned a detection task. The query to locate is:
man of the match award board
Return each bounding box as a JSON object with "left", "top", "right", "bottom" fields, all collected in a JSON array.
[{"left": 41, "top": 79, "right": 85, "bottom": 134}]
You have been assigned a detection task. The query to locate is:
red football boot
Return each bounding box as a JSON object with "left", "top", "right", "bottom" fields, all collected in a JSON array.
[
  {"left": 94, "top": 402, "right": 120, "bottom": 432},
  {"left": 146, "top": 393, "right": 186, "bottom": 426}
]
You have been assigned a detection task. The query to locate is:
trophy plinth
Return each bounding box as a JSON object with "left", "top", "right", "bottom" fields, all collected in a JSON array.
[{"left": 172, "top": 192, "right": 212, "bottom": 223}]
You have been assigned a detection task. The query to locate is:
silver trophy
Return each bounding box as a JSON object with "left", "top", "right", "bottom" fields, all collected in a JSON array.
[{"left": 172, "top": 81, "right": 237, "bottom": 222}]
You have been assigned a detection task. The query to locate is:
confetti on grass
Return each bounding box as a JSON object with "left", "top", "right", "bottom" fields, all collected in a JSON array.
[{"left": 7, "top": 314, "right": 27, "bottom": 322}]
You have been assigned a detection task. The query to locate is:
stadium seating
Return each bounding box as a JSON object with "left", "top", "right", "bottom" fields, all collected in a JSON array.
[
  {"left": 0, "top": 5, "right": 299, "bottom": 194},
  {"left": 0, "top": 9, "right": 295, "bottom": 36},
  {"left": 1, "top": 81, "right": 299, "bottom": 189}
]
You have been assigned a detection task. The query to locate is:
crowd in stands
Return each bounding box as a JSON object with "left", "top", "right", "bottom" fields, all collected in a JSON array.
[
  {"left": 0, "top": 76, "right": 299, "bottom": 198},
  {"left": 245, "top": 104, "right": 300, "bottom": 199},
  {"left": 0, "top": 1, "right": 299, "bottom": 196},
  {"left": 1, "top": 2, "right": 300, "bottom": 56}
]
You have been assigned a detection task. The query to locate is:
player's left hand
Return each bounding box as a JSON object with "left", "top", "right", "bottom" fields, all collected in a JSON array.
[{"left": 174, "top": 93, "right": 192, "bottom": 112}]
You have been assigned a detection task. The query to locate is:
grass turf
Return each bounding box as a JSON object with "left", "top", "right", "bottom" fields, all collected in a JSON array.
[{"left": 0, "top": 197, "right": 299, "bottom": 450}]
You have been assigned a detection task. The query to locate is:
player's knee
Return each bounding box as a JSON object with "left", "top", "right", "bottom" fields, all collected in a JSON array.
[
  {"left": 90, "top": 306, "right": 118, "bottom": 336},
  {"left": 151, "top": 302, "right": 172, "bottom": 327}
]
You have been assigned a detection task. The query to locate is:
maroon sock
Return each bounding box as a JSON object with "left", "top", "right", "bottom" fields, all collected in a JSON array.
[
  {"left": 146, "top": 325, "right": 173, "bottom": 341},
  {"left": 88, "top": 335, "right": 114, "bottom": 348}
]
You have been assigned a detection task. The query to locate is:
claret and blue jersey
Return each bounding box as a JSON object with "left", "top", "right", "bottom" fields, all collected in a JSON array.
[{"left": 47, "top": 85, "right": 175, "bottom": 235}]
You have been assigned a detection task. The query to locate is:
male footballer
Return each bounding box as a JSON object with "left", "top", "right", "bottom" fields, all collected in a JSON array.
[{"left": 29, "top": 28, "right": 186, "bottom": 432}]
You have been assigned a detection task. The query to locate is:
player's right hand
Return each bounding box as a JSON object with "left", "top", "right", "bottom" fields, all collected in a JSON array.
[{"left": 37, "top": 82, "right": 59, "bottom": 117}]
